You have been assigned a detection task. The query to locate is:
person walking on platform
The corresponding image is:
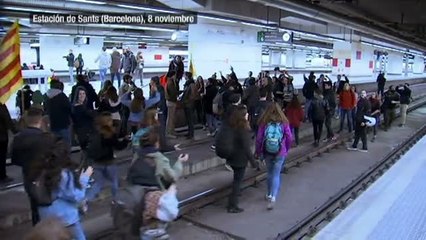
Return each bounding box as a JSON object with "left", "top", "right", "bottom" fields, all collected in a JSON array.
[
  {"left": 85, "top": 112, "right": 129, "bottom": 202},
  {"left": 308, "top": 90, "right": 328, "bottom": 147},
  {"left": 397, "top": 83, "right": 412, "bottom": 127},
  {"left": 382, "top": 85, "right": 400, "bottom": 131},
  {"left": 376, "top": 72, "right": 386, "bottom": 97},
  {"left": 181, "top": 72, "right": 198, "bottom": 140},
  {"left": 74, "top": 53, "right": 84, "bottom": 75},
  {"left": 63, "top": 49, "right": 75, "bottom": 85},
  {"left": 121, "top": 47, "right": 137, "bottom": 75},
  {"left": 322, "top": 80, "right": 337, "bottom": 142},
  {"left": 0, "top": 103, "right": 17, "bottom": 184},
  {"left": 95, "top": 47, "right": 112, "bottom": 86},
  {"left": 33, "top": 134, "right": 93, "bottom": 240},
  {"left": 44, "top": 80, "right": 72, "bottom": 148},
  {"left": 302, "top": 72, "right": 318, "bottom": 122},
  {"left": 348, "top": 90, "right": 371, "bottom": 152},
  {"left": 110, "top": 47, "right": 122, "bottom": 87},
  {"left": 135, "top": 51, "right": 145, "bottom": 87},
  {"left": 224, "top": 105, "right": 256, "bottom": 213},
  {"left": 369, "top": 92, "right": 381, "bottom": 142},
  {"left": 255, "top": 103, "right": 292, "bottom": 210},
  {"left": 285, "top": 95, "right": 304, "bottom": 146},
  {"left": 165, "top": 71, "right": 179, "bottom": 138},
  {"left": 338, "top": 83, "right": 355, "bottom": 133}
]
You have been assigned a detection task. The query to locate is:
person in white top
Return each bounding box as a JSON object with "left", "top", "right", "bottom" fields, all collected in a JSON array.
[{"left": 95, "top": 47, "right": 112, "bottom": 86}]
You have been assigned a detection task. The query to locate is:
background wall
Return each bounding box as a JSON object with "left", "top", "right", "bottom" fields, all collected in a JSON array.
[
  {"left": 20, "top": 43, "right": 37, "bottom": 66},
  {"left": 39, "top": 36, "right": 104, "bottom": 71},
  {"left": 387, "top": 52, "right": 404, "bottom": 75},
  {"left": 188, "top": 20, "right": 262, "bottom": 78},
  {"left": 349, "top": 43, "right": 374, "bottom": 77},
  {"left": 412, "top": 56, "right": 425, "bottom": 74}
]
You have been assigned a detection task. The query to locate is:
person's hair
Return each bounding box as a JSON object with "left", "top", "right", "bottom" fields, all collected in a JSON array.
[
  {"left": 123, "top": 74, "right": 133, "bottom": 81},
  {"left": 197, "top": 76, "right": 204, "bottom": 87},
  {"left": 343, "top": 82, "right": 350, "bottom": 90},
  {"left": 228, "top": 105, "right": 250, "bottom": 130},
  {"left": 50, "top": 80, "right": 62, "bottom": 90},
  {"left": 258, "top": 102, "right": 289, "bottom": 125},
  {"left": 25, "top": 107, "right": 43, "bottom": 126},
  {"left": 151, "top": 76, "right": 160, "bottom": 86},
  {"left": 287, "top": 95, "right": 301, "bottom": 109},
  {"left": 76, "top": 74, "right": 86, "bottom": 83},
  {"left": 105, "top": 86, "right": 119, "bottom": 102},
  {"left": 95, "top": 112, "right": 115, "bottom": 139},
  {"left": 185, "top": 72, "right": 193, "bottom": 80},
  {"left": 28, "top": 133, "right": 81, "bottom": 195},
  {"left": 141, "top": 108, "right": 159, "bottom": 128},
  {"left": 130, "top": 88, "right": 145, "bottom": 113},
  {"left": 167, "top": 70, "right": 176, "bottom": 78},
  {"left": 101, "top": 80, "right": 113, "bottom": 94},
  {"left": 24, "top": 217, "right": 72, "bottom": 240},
  {"left": 139, "top": 126, "right": 160, "bottom": 147}
]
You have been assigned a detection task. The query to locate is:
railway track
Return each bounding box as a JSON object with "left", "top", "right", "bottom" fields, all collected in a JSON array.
[
  {"left": 278, "top": 122, "right": 426, "bottom": 240},
  {"left": 90, "top": 95, "right": 426, "bottom": 239}
]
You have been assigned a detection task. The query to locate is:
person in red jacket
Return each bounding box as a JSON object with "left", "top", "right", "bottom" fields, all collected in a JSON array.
[
  {"left": 285, "top": 95, "right": 304, "bottom": 146},
  {"left": 338, "top": 83, "right": 355, "bottom": 133}
]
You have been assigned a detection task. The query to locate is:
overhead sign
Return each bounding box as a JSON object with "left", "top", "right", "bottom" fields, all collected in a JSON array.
[{"left": 257, "top": 31, "right": 293, "bottom": 43}]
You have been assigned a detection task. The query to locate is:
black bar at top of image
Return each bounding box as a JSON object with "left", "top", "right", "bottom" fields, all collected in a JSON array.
[{"left": 29, "top": 13, "right": 197, "bottom": 25}]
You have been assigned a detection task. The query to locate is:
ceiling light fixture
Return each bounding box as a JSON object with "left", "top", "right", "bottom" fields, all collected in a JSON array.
[
  {"left": 199, "top": 15, "right": 238, "bottom": 23},
  {"left": 67, "top": 0, "right": 106, "bottom": 4}
]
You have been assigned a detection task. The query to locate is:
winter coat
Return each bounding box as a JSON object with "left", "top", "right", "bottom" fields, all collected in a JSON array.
[
  {"left": 339, "top": 90, "right": 356, "bottom": 110},
  {"left": 323, "top": 89, "right": 337, "bottom": 113},
  {"left": 168, "top": 60, "right": 184, "bottom": 80},
  {"left": 44, "top": 89, "right": 72, "bottom": 131},
  {"left": 255, "top": 123, "right": 292, "bottom": 158},
  {"left": 285, "top": 106, "right": 304, "bottom": 128},
  {"left": 396, "top": 86, "right": 411, "bottom": 104},
  {"left": 227, "top": 128, "right": 254, "bottom": 168},
  {"left": 308, "top": 96, "right": 328, "bottom": 122},
  {"left": 355, "top": 97, "right": 371, "bottom": 125},
  {"left": 121, "top": 52, "right": 137, "bottom": 73},
  {"left": 302, "top": 79, "right": 317, "bottom": 100},
  {"left": 38, "top": 169, "right": 89, "bottom": 227},
  {"left": 86, "top": 132, "right": 129, "bottom": 165},
  {"left": 11, "top": 127, "right": 44, "bottom": 177},
  {"left": 243, "top": 85, "right": 260, "bottom": 109},
  {"left": 203, "top": 85, "right": 218, "bottom": 114},
  {"left": 181, "top": 79, "right": 197, "bottom": 107},
  {"left": 383, "top": 90, "right": 400, "bottom": 109},
  {"left": 98, "top": 99, "right": 121, "bottom": 121},
  {"left": 95, "top": 51, "right": 112, "bottom": 69},
  {"left": 110, "top": 51, "right": 122, "bottom": 73},
  {"left": 64, "top": 53, "right": 74, "bottom": 67},
  {"left": 165, "top": 78, "right": 179, "bottom": 103},
  {"left": 0, "top": 104, "right": 15, "bottom": 141}
]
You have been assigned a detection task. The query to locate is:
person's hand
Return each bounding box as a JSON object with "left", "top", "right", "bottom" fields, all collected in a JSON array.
[
  {"left": 174, "top": 144, "right": 182, "bottom": 151},
  {"left": 178, "top": 153, "right": 189, "bottom": 162},
  {"left": 361, "top": 122, "right": 366, "bottom": 127},
  {"left": 82, "top": 166, "right": 93, "bottom": 177}
]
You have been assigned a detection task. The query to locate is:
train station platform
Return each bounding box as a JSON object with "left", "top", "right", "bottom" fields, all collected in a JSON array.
[{"left": 314, "top": 135, "right": 426, "bottom": 240}]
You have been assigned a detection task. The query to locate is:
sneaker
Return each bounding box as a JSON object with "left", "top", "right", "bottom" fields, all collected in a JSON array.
[
  {"left": 331, "top": 136, "right": 337, "bottom": 141},
  {"left": 347, "top": 147, "right": 358, "bottom": 151},
  {"left": 210, "top": 145, "right": 216, "bottom": 151},
  {"left": 322, "top": 138, "right": 329, "bottom": 143},
  {"left": 267, "top": 199, "right": 276, "bottom": 210},
  {"left": 358, "top": 149, "right": 368, "bottom": 153},
  {"left": 265, "top": 194, "right": 272, "bottom": 201},
  {"left": 207, "top": 132, "right": 213, "bottom": 137},
  {"left": 225, "top": 164, "right": 233, "bottom": 172}
]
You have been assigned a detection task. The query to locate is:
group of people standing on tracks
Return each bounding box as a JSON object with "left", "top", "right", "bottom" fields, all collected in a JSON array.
[{"left": 0, "top": 60, "right": 414, "bottom": 239}]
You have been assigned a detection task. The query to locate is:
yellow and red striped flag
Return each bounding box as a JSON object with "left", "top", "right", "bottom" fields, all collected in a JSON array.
[{"left": 0, "top": 21, "right": 23, "bottom": 104}]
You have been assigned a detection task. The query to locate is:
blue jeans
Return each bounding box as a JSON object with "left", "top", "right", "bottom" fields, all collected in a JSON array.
[
  {"left": 111, "top": 71, "right": 121, "bottom": 87},
  {"left": 52, "top": 128, "right": 71, "bottom": 148},
  {"left": 339, "top": 109, "right": 353, "bottom": 132},
  {"left": 206, "top": 113, "right": 218, "bottom": 134},
  {"left": 99, "top": 68, "right": 107, "bottom": 85},
  {"left": 68, "top": 221, "right": 86, "bottom": 240},
  {"left": 86, "top": 164, "right": 119, "bottom": 201},
  {"left": 69, "top": 67, "right": 74, "bottom": 84},
  {"left": 265, "top": 155, "right": 286, "bottom": 200}
]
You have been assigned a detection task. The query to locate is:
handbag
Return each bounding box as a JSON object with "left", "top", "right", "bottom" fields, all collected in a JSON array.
[{"left": 29, "top": 171, "right": 55, "bottom": 206}]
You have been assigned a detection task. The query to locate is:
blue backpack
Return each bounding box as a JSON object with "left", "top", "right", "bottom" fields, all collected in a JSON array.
[{"left": 264, "top": 123, "right": 283, "bottom": 154}]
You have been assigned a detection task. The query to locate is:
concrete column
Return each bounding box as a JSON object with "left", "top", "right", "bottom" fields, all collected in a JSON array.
[
  {"left": 285, "top": 49, "right": 294, "bottom": 68},
  {"left": 387, "top": 52, "right": 404, "bottom": 75},
  {"left": 293, "top": 50, "right": 306, "bottom": 69},
  {"left": 188, "top": 20, "right": 262, "bottom": 78},
  {"left": 412, "top": 56, "right": 425, "bottom": 74}
]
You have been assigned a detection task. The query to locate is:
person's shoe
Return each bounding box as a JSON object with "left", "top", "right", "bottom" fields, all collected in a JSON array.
[
  {"left": 331, "top": 136, "right": 337, "bottom": 141},
  {"left": 225, "top": 164, "right": 233, "bottom": 172},
  {"left": 227, "top": 207, "right": 244, "bottom": 213},
  {"left": 267, "top": 201, "right": 275, "bottom": 210},
  {"left": 347, "top": 147, "right": 358, "bottom": 151},
  {"left": 358, "top": 149, "right": 368, "bottom": 153},
  {"left": 322, "top": 138, "right": 329, "bottom": 143},
  {"left": 265, "top": 194, "right": 272, "bottom": 201},
  {"left": 210, "top": 145, "right": 216, "bottom": 151},
  {"left": 371, "top": 135, "right": 376, "bottom": 142}
]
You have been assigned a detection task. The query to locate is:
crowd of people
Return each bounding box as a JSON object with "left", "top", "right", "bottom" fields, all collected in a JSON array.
[{"left": 0, "top": 60, "right": 414, "bottom": 239}]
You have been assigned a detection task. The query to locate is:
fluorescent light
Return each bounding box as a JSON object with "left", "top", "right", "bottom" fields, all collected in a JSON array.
[
  {"left": 199, "top": 15, "right": 238, "bottom": 23},
  {"left": 241, "top": 22, "right": 276, "bottom": 29},
  {"left": 67, "top": 0, "right": 106, "bottom": 4},
  {"left": 30, "top": 43, "right": 40, "bottom": 47},
  {"left": 38, "top": 33, "right": 71, "bottom": 37},
  {"left": 110, "top": 37, "right": 138, "bottom": 40},
  {"left": 116, "top": 4, "right": 178, "bottom": 14},
  {"left": 3, "top": 7, "right": 58, "bottom": 13}
]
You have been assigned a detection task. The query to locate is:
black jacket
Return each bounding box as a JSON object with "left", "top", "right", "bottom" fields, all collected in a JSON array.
[
  {"left": 302, "top": 79, "right": 318, "bottom": 100},
  {"left": 11, "top": 127, "right": 44, "bottom": 178},
  {"left": 243, "top": 85, "right": 260, "bottom": 109},
  {"left": 70, "top": 81, "right": 100, "bottom": 110},
  {"left": 44, "top": 89, "right": 72, "bottom": 131},
  {"left": 308, "top": 96, "right": 327, "bottom": 122},
  {"left": 355, "top": 97, "right": 371, "bottom": 125},
  {"left": 86, "top": 132, "right": 129, "bottom": 165},
  {"left": 397, "top": 86, "right": 411, "bottom": 104},
  {"left": 204, "top": 85, "right": 218, "bottom": 114},
  {"left": 127, "top": 146, "right": 158, "bottom": 187},
  {"left": 168, "top": 60, "right": 184, "bottom": 81},
  {"left": 72, "top": 104, "right": 94, "bottom": 130},
  {"left": 0, "top": 104, "right": 16, "bottom": 141},
  {"left": 383, "top": 90, "right": 400, "bottom": 109},
  {"left": 377, "top": 74, "right": 386, "bottom": 87},
  {"left": 227, "top": 128, "right": 254, "bottom": 168},
  {"left": 323, "top": 89, "right": 337, "bottom": 112}
]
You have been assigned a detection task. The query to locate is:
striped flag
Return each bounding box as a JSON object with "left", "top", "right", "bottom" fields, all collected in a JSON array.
[
  {"left": 189, "top": 56, "right": 196, "bottom": 77},
  {"left": 0, "top": 21, "right": 23, "bottom": 104}
]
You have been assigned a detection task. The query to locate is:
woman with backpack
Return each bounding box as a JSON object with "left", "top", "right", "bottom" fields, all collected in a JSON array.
[
  {"left": 85, "top": 112, "right": 129, "bottom": 202},
  {"left": 255, "top": 103, "right": 292, "bottom": 210},
  {"left": 31, "top": 133, "right": 93, "bottom": 240}
]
